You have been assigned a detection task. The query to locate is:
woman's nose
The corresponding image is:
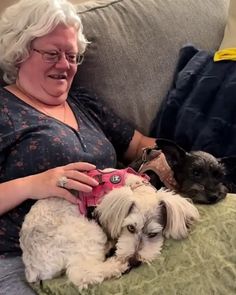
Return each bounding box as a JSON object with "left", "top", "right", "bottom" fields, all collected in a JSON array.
[{"left": 54, "top": 53, "right": 70, "bottom": 68}]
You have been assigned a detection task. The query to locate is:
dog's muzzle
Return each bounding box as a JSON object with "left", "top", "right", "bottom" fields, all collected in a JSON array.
[{"left": 128, "top": 256, "right": 142, "bottom": 269}]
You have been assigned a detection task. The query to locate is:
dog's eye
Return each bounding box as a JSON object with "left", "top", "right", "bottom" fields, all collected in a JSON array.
[
  {"left": 192, "top": 168, "right": 202, "bottom": 177},
  {"left": 127, "top": 224, "right": 136, "bottom": 234},
  {"left": 147, "top": 232, "right": 158, "bottom": 238}
]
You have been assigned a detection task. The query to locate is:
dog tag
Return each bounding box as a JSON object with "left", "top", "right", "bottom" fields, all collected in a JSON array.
[{"left": 110, "top": 174, "right": 121, "bottom": 184}]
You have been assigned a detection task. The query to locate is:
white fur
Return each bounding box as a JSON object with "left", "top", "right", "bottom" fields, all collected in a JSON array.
[{"left": 20, "top": 172, "right": 199, "bottom": 289}]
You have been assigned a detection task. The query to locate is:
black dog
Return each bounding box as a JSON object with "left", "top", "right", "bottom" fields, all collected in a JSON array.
[{"left": 130, "top": 139, "right": 236, "bottom": 204}]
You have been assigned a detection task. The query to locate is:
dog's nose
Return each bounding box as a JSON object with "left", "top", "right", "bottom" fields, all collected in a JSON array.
[
  {"left": 128, "top": 257, "right": 142, "bottom": 268},
  {"left": 207, "top": 195, "right": 219, "bottom": 203}
]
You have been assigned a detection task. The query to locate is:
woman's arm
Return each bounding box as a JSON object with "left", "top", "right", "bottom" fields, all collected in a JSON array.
[
  {"left": 124, "top": 130, "right": 156, "bottom": 162},
  {"left": 0, "top": 162, "right": 99, "bottom": 216}
]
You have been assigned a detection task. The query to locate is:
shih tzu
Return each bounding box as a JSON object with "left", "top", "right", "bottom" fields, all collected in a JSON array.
[
  {"left": 130, "top": 138, "right": 236, "bottom": 204},
  {"left": 20, "top": 169, "right": 199, "bottom": 289}
]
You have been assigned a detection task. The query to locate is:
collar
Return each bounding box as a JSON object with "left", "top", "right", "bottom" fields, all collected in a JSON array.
[
  {"left": 138, "top": 148, "right": 178, "bottom": 190},
  {"left": 77, "top": 168, "right": 149, "bottom": 216}
]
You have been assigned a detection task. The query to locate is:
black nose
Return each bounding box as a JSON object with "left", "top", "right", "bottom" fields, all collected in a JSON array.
[
  {"left": 105, "top": 246, "right": 116, "bottom": 258},
  {"left": 128, "top": 257, "right": 142, "bottom": 268},
  {"left": 207, "top": 195, "right": 219, "bottom": 203}
]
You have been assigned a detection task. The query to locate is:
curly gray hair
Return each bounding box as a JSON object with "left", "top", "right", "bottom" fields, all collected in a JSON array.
[{"left": 0, "top": 0, "right": 88, "bottom": 84}]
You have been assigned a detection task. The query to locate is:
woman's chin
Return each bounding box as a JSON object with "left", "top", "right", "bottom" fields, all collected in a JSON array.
[{"left": 47, "top": 85, "right": 69, "bottom": 98}]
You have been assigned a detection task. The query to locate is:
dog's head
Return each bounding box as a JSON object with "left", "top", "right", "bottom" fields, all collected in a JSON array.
[
  {"left": 156, "top": 139, "right": 236, "bottom": 204},
  {"left": 94, "top": 173, "right": 199, "bottom": 269},
  {"left": 131, "top": 139, "right": 236, "bottom": 204}
]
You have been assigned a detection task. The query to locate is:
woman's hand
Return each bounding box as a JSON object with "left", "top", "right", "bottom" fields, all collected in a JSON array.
[{"left": 26, "top": 162, "right": 99, "bottom": 204}]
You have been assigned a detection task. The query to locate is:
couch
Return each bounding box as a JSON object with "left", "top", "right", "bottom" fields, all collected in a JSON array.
[{"left": 2, "top": 0, "right": 236, "bottom": 294}]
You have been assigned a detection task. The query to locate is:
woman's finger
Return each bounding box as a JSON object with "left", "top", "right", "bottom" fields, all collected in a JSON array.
[
  {"left": 61, "top": 178, "right": 95, "bottom": 193},
  {"left": 55, "top": 187, "right": 80, "bottom": 204},
  {"left": 65, "top": 170, "right": 99, "bottom": 187},
  {"left": 65, "top": 162, "right": 96, "bottom": 171}
]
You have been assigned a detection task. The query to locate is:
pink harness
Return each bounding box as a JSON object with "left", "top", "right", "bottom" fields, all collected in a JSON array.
[{"left": 77, "top": 168, "right": 149, "bottom": 215}]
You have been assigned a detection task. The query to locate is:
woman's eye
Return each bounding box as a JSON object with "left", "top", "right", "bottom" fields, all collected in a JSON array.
[
  {"left": 45, "top": 52, "right": 58, "bottom": 60},
  {"left": 66, "top": 53, "right": 76, "bottom": 61},
  {"left": 46, "top": 52, "right": 58, "bottom": 57},
  {"left": 68, "top": 54, "right": 76, "bottom": 59},
  {"left": 127, "top": 224, "right": 136, "bottom": 233},
  {"left": 147, "top": 232, "right": 158, "bottom": 238}
]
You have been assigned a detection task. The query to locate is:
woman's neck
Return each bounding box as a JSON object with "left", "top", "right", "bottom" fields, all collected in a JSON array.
[{"left": 5, "top": 83, "right": 67, "bottom": 122}]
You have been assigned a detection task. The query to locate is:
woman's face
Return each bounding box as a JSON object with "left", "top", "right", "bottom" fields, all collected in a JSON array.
[{"left": 17, "top": 24, "right": 79, "bottom": 105}]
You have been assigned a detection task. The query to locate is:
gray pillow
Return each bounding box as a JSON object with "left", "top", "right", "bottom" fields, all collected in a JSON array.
[{"left": 73, "top": 0, "right": 229, "bottom": 134}]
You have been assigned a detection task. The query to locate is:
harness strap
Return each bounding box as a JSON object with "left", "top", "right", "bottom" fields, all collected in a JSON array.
[
  {"left": 138, "top": 150, "right": 178, "bottom": 190},
  {"left": 77, "top": 168, "right": 149, "bottom": 215}
]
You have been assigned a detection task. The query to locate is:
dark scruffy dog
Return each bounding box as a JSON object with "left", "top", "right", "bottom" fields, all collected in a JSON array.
[{"left": 130, "top": 139, "right": 236, "bottom": 204}]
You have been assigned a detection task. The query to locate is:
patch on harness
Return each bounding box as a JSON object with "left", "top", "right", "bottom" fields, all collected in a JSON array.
[{"left": 110, "top": 174, "right": 122, "bottom": 184}]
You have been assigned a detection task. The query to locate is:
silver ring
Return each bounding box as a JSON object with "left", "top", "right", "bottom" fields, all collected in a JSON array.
[{"left": 57, "top": 176, "right": 68, "bottom": 188}]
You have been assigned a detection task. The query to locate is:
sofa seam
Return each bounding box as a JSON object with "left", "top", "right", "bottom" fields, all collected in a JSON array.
[{"left": 77, "top": 0, "right": 125, "bottom": 14}]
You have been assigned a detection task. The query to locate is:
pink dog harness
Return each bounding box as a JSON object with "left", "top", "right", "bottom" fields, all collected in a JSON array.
[{"left": 77, "top": 168, "right": 149, "bottom": 215}]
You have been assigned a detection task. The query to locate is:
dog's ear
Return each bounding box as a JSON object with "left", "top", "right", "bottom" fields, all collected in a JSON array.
[
  {"left": 158, "top": 190, "right": 199, "bottom": 239},
  {"left": 94, "top": 187, "right": 134, "bottom": 240},
  {"left": 218, "top": 156, "right": 236, "bottom": 192},
  {"left": 156, "top": 138, "right": 187, "bottom": 169}
]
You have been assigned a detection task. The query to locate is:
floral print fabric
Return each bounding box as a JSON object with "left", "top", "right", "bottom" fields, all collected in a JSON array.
[{"left": 0, "top": 87, "right": 134, "bottom": 257}]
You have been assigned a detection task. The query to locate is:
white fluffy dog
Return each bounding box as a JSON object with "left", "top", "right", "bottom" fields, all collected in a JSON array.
[{"left": 20, "top": 171, "right": 199, "bottom": 289}]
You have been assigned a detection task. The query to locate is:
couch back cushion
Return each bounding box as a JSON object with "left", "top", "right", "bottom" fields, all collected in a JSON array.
[
  {"left": 0, "top": 0, "right": 229, "bottom": 134},
  {"left": 73, "top": 0, "right": 229, "bottom": 134},
  {"left": 219, "top": 0, "right": 236, "bottom": 49}
]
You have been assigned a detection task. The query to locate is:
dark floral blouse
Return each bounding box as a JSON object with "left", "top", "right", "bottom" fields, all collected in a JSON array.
[{"left": 0, "top": 86, "right": 135, "bottom": 258}]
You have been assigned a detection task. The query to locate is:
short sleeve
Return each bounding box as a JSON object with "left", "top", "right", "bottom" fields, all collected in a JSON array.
[{"left": 69, "top": 87, "right": 135, "bottom": 160}]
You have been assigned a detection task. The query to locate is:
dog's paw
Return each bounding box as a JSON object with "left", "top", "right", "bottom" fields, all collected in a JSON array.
[{"left": 111, "top": 260, "right": 129, "bottom": 277}]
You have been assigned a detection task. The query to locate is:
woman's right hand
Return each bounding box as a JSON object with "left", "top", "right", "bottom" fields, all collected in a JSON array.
[{"left": 25, "top": 162, "right": 99, "bottom": 204}]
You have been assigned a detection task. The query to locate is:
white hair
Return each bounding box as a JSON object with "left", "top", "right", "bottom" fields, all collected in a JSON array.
[{"left": 0, "top": 0, "right": 89, "bottom": 84}]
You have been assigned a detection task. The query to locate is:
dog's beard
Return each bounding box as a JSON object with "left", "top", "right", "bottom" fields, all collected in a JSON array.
[
  {"left": 96, "top": 179, "right": 199, "bottom": 268},
  {"left": 94, "top": 182, "right": 166, "bottom": 267},
  {"left": 114, "top": 209, "right": 164, "bottom": 267},
  {"left": 176, "top": 178, "right": 228, "bottom": 204},
  {"left": 115, "top": 228, "right": 164, "bottom": 267}
]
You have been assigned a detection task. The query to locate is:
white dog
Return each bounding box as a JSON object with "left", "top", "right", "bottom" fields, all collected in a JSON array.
[{"left": 20, "top": 169, "right": 199, "bottom": 289}]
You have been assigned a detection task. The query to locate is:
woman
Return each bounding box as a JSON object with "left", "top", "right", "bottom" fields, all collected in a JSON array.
[{"left": 0, "top": 0, "right": 155, "bottom": 293}]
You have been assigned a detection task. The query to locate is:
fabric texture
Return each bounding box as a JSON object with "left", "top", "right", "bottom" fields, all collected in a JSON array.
[
  {"left": 0, "top": 256, "right": 36, "bottom": 295},
  {"left": 71, "top": 0, "right": 229, "bottom": 134},
  {"left": 150, "top": 45, "right": 236, "bottom": 158},
  {"left": 0, "top": 86, "right": 134, "bottom": 258},
  {"left": 219, "top": 0, "right": 236, "bottom": 50},
  {"left": 30, "top": 194, "right": 236, "bottom": 295}
]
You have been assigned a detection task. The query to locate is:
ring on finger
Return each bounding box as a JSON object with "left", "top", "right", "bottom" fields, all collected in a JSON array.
[{"left": 57, "top": 176, "right": 68, "bottom": 188}]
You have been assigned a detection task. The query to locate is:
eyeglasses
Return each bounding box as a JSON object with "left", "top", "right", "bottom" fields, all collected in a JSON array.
[{"left": 31, "top": 48, "right": 84, "bottom": 65}]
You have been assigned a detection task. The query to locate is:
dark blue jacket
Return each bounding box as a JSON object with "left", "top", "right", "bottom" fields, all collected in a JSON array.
[{"left": 150, "top": 45, "right": 236, "bottom": 158}]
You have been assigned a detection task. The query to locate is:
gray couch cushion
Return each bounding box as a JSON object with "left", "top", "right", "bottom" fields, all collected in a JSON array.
[
  {"left": 219, "top": 0, "right": 236, "bottom": 49},
  {"left": 73, "top": 0, "right": 229, "bottom": 134}
]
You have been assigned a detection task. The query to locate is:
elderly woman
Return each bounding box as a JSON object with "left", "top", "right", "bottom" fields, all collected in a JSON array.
[{"left": 0, "top": 0, "right": 155, "bottom": 293}]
